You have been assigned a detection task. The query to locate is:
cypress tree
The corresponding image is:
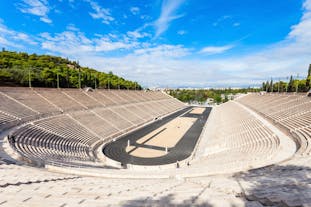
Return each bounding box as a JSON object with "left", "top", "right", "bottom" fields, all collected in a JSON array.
[
  {"left": 288, "top": 75, "right": 294, "bottom": 92},
  {"left": 306, "top": 64, "right": 311, "bottom": 91},
  {"left": 265, "top": 80, "right": 269, "bottom": 92},
  {"left": 270, "top": 79, "right": 273, "bottom": 92},
  {"left": 262, "top": 82, "right": 266, "bottom": 91}
]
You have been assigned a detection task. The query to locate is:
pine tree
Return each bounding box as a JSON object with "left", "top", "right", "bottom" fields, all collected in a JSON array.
[
  {"left": 288, "top": 75, "right": 294, "bottom": 92},
  {"left": 265, "top": 81, "right": 269, "bottom": 92},
  {"left": 262, "top": 82, "right": 266, "bottom": 91},
  {"left": 306, "top": 64, "right": 311, "bottom": 91},
  {"left": 270, "top": 79, "right": 273, "bottom": 92}
]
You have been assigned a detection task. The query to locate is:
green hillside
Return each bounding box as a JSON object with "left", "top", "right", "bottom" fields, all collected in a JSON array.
[{"left": 0, "top": 50, "right": 141, "bottom": 89}]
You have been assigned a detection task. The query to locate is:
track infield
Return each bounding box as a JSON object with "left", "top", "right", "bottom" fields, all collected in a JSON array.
[{"left": 103, "top": 106, "right": 212, "bottom": 166}]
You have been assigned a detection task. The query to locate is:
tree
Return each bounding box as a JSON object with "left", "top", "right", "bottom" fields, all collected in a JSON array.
[
  {"left": 307, "top": 64, "right": 311, "bottom": 91},
  {"left": 306, "top": 77, "right": 310, "bottom": 91},
  {"left": 168, "top": 88, "right": 260, "bottom": 104},
  {"left": 288, "top": 75, "right": 294, "bottom": 92},
  {"left": 223, "top": 95, "right": 229, "bottom": 103},
  {"left": 269, "top": 79, "right": 273, "bottom": 92},
  {"left": 0, "top": 50, "right": 142, "bottom": 89},
  {"left": 214, "top": 94, "right": 222, "bottom": 104},
  {"left": 262, "top": 82, "right": 266, "bottom": 91},
  {"left": 297, "top": 79, "right": 307, "bottom": 92}
]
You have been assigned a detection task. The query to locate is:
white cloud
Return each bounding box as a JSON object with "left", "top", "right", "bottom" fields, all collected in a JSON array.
[
  {"left": 177, "top": 30, "right": 186, "bottom": 35},
  {"left": 94, "top": 37, "right": 137, "bottom": 52},
  {"left": 40, "top": 16, "right": 52, "bottom": 24},
  {"left": 0, "top": 36, "right": 11, "bottom": 46},
  {"left": 288, "top": 0, "right": 311, "bottom": 42},
  {"left": 2, "top": 1, "right": 311, "bottom": 88},
  {"left": 37, "top": 0, "right": 311, "bottom": 88},
  {"left": 154, "top": 0, "right": 185, "bottom": 38},
  {"left": 66, "top": 24, "right": 79, "bottom": 31},
  {"left": 130, "top": 7, "right": 140, "bottom": 15},
  {"left": 40, "top": 31, "right": 93, "bottom": 55},
  {"left": 213, "top": 15, "right": 232, "bottom": 27},
  {"left": 127, "top": 30, "right": 150, "bottom": 39},
  {"left": 39, "top": 30, "right": 137, "bottom": 55},
  {"left": 140, "top": 15, "right": 151, "bottom": 20},
  {"left": 79, "top": 0, "right": 311, "bottom": 88},
  {"left": 303, "top": 0, "right": 311, "bottom": 10},
  {"left": 86, "top": 0, "right": 114, "bottom": 24},
  {"left": 17, "top": 0, "right": 52, "bottom": 24},
  {"left": 133, "top": 44, "right": 190, "bottom": 58},
  {"left": 0, "top": 20, "right": 37, "bottom": 48},
  {"left": 12, "top": 33, "right": 37, "bottom": 45},
  {"left": 199, "top": 45, "right": 234, "bottom": 55}
]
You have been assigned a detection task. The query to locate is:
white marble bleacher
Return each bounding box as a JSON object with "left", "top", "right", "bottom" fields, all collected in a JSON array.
[
  {"left": 237, "top": 93, "right": 311, "bottom": 162},
  {"left": 33, "top": 115, "right": 100, "bottom": 146},
  {"left": 131, "top": 90, "right": 152, "bottom": 102},
  {"left": 133, "top": 103, "right": 160, "bottom": 120},
  {"left": 1, "top": 160, "right": 309, "bottom": 207},
  {"left": 0, "top": 91, "right": 38, "bottom": 120},
  {"left": 61, "top": 89, "right": 103, "bottom": 109},
  {"left": 69, "top": 110, "right": 119, "bottom": 138},
  {"left": 0, "top": 170, "right": 259, "bottom": 207},
  {"left": 103, "top": 90, "right": 129, "bottom": 105},
  {"left": 193, "top": 101, "right": 287, "bottom": 174},
  {"left": 0, "top": 111, "right": 18, "bottom": 131},
  {"left": 0, "top": 87, "right": 59, "bottom": 115},
  {"left": 231, "top": 93, "right": 311, "bottom": 207},
  {"left": 0, "top": 88, "right": 185, "bottom": 168},
  {"left": 11, "top": 123, "right": 94, "bottom": 164},
  {"left": 110, "top": 106, "right": 145, "bottom": 125},
  {"left": 1, "top": 90, "right": 311, "bottom": 207},
  {"left": 34, "top": 88, "right": 86, "bottom": 112},
  {"left": 91, "top": 108, "right": 134, "bottom": 131},
  {"left": 116, "top": 90, "right": 139, "bottom": 103},
  {"left": 122, "top": 104, "right": 150, "bottom": 121},
  {"left": 187, "top": 94, "right": 310, "bottom": 207},
  {"left": 83, "top": 90, "right": 116, "bottom": 106},
  {"left": 154, "top": 99, "right": 177, "bottom": 114},
  {"left": 0, "top": 163, "right": 78, "bottom": 186},
  {"left": 235, "top": 163, "right": 311, "bottom": 207},
  {"left": 142, "top": 102, "right": 164, "bottom": 116}
]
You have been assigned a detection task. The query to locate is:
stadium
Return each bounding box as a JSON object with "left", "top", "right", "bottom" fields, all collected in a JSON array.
[
  {"left": 1, "top": 0, "right": 311, "bottom": 206},
  {"left": 0, "top": 85, "right": 310, "bottom": 206}
]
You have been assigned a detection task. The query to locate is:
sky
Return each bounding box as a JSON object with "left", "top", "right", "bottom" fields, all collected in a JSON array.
[{"left": 0, "top": 0, "right": 310, "bottom": 88}]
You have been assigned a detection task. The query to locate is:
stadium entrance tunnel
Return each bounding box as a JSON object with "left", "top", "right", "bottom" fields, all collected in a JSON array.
[{"left": 103, "top": 106, "right": 212, "bottom": 167}]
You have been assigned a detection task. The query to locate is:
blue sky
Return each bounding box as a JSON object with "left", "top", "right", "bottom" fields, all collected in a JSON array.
[{"left": 0, "top": 0, "right": 310, "bottom": 88}]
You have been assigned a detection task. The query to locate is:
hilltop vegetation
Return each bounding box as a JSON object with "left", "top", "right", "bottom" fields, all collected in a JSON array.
[
  {"left": 168, "top": 88, "right": 257, "bottom": 104},
  {"left": 262, "top": 64, "right": 311, "bottom": 92},
  {"left": 0, "top": 50, "right": 141, "bottom": 89}
]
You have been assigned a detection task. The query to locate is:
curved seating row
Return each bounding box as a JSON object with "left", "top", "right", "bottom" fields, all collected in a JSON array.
[
  {"left": 237, "top": 93, "right": 311, "bottom": 159},
  {"left": 11, "top": 124, "right": 94, "bottom": 165},
  {"left": 1, "top": 91, "right": 310, "bottom": 207},
  {"left": 195, "top": 101, "right": 282, "bottom": 172},
  {"left": 0, "top": 87, "right": 185, "bottom": 166}
]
